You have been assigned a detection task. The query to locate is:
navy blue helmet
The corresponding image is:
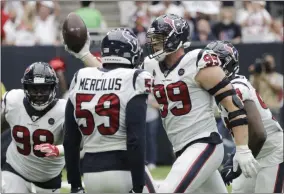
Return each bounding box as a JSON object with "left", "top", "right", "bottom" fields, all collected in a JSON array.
[
  {"left": 21, "top": 62, "right": 58, "bottom": 110},
  {"left": 205, "top": 41, "right": 239, "bottom": 79},
  {"left": 100, "top": 28, "right": 143, "bottom": 68},
  {"left": 146, "top": 14, "right": 191, "bottom": 61}
]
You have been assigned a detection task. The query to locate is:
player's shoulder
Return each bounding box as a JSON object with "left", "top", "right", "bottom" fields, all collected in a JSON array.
[
  {"left": 132, "top": 68, "right": 153, "bottom": 95},
  {"left": 142, "top": 56, "right": 158, "bottom": 72},
  {"left": 52, "top": 98, "right": 67, "bottom": 116},
  {"left": 187, "top": 48, "right": 220, "bottom": 70},
  {"left": 4, "top": 89, "right": 25, "bottom": 104},
  {"left": 231, "top": 75, "right": 254, "bottom": 101}
]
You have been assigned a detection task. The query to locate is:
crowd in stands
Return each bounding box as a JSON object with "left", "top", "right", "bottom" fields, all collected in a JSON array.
[{"left": 1, "top": 1, "right": 283, "bottom": 46}]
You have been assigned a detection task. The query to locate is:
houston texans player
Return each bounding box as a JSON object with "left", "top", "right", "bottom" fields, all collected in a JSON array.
[
  {"left": 142, "top": 14, "right": 259, "bottom": 193},
  {"left": 1, "top": 62, "right": 66, "bottom": 193},
  {"left": 63, "top": 28, "right": 156, "bottom": 193},
  {"left": 206, "top": 40, "right": 284, "bottom": 193}
]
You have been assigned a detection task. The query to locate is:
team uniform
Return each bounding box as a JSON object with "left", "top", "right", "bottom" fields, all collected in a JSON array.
[
  {"left": 1, "top": 89, "right": 66, "bottom": 193},
  {"left": 143, "top": 48, "right": 227, "bottom": 193},
  {"left": 64, "top": 66, "right": 156, "bottom": 192},
  {"left": 220, "top": 75, "right": 284, "bottom": 193}
]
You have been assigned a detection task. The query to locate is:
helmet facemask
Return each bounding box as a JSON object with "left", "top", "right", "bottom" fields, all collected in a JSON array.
[
  {"left": 24, "top": 83, "right": 56, "bottom": 111},
  {"left": 146, "top": 32, "right": 184, "bottom": 62}
]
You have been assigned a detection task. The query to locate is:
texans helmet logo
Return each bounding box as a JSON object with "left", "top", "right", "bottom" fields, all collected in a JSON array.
[{"left": 224, "top": 44, "right": 238, "bottom": 61}]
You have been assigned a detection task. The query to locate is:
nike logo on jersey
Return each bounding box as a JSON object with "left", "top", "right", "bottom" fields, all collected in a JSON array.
[
  {"left": 31, "top": 116, "right": 39, "bottom": 121},
  {"left": 226, "top": 169, "right": 231, "bottom": 177}
]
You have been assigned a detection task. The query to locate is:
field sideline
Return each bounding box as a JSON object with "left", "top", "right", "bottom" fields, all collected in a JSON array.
[{"left": 60, "top": 166, "right": 232, "bottom": 193}]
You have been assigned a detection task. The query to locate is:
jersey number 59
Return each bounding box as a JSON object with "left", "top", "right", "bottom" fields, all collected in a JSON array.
[{"left": 76, "top": 93, "right": 120, "bottom": 136}]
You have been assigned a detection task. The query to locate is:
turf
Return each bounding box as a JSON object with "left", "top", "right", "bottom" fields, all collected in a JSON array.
[{"left": 60, "top": 166, "right": 232, "bottom": 193}]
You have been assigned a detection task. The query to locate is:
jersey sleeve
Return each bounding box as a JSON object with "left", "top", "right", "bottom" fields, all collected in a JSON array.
[
  {"left": 133, "top": 69, "right": 154, "bottom": 96},
  {"left": 233, "top": 83, "right": 253, "bottom": 102},
  {"left": 196, "top": 49, "right": 221, "bottom": 71}
]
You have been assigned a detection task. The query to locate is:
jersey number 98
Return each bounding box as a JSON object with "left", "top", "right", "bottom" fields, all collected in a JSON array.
[
  {"left": 12, "top": 126, "right": 54, "bottom": 157},
  {"left": 76, "top": 93, "right": 120, "bottom": 136}
]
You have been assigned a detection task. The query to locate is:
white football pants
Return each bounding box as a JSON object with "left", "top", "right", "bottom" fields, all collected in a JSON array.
[
  {"left": 157, "top": 143, "right": 227, "bottom": 193},
  {"left": 83, "top": 166, "right": 157, "bottom": 193},
  {"left": 232, "top": 162, "right": 284, "bottom": 193},
  {"left": 1, "top": 171, "right": 60, "bottom": 193}
]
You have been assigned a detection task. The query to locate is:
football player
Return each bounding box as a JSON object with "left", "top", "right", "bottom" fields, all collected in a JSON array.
[
  {"left": 1, "top": 62, "right": 66, "bottom": 193},
  {"left": 63, "top": 28, "right": 156, "bottom": 193},
  {"left": 142, "top": 14, "right": 259, "bottom": 193},
  {"left": 206, "top": 40, "right": 284, "bottom": 193}
]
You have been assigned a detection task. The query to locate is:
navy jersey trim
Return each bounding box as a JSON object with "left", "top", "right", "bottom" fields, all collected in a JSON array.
[
  {"left": 196, "top": 49, "right": 205, "bottom": 68},
  {"left": 133, "top": 69, "right": 144, "bottom": 90},
  {"left": 2, "top": 91, "right": 9, "bottom": 113},
  {"left": 159, "top": 54, "right": 185, "bottom": 76},
  {"left": 23, "top": 98, "right": 58, "bottom": 122},
  {"left": 273, "top": 162, "right": 284, "bottom": 193}
]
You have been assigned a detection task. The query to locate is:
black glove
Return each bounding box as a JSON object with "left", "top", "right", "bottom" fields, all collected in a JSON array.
[
  {"left": 220, "top": 150, "right": 242, "bottom": 186},
  {"left": 71, "top": 187, "right": 85, "bottom": 193}
]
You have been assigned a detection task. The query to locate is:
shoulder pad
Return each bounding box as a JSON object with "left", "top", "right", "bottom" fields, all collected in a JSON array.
[
  {"left": 233, "top": 83, "right": 253, "bottom": 101},
  {"left": 196, "top": 49, "right": 221, "bottom": 70},
  {"left": 143, "top": 56, "right": 158, "bottom": 72},
  {"left": 133, "top": 69, "right": 154, "bottom": 95},
  {"left": 69, "top": 70, "right": 79, "bottom": 92}
]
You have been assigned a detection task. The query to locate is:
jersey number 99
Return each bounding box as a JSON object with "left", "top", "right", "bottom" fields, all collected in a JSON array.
[
  {"left": 153, "top": 81, "right": 191, "bottom": 118},
  {"left": 76, "top": 93, "right": 120, "bottom": 136}
]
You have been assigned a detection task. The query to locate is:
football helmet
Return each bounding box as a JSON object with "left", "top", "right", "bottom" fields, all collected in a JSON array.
[
  {"left": 146, "top": 14, "right": 191, "bottom": 61},
  {"left": 100, "top": 28, "right": 143, "bottom": 68},
  {"left": 205, "top": 41, "right": 239, "bottom": 79},
  {"left": 21, "top": 62, "right": 58, "bottom": 111}
]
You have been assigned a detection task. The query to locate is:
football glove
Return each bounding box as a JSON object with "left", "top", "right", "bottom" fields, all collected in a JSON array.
[
  {"left": 71, "top": 187, "right": 85, "bottom": 193},
  {"left": 233, "top": 145, "right": 260, "bottom": 178},
  {"left": 34, "top": 143, "right": 61, "bottom": 157},
  {"left": 220, "top": 151, "right": 242, "bottom": 185},
  {"left": 64, "top": 33, "right": 91, "bottom": 61}
]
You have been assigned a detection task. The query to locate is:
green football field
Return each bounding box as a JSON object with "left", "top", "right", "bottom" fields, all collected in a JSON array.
[{"left": 60, "top": 166, "right": 232, "bottom": 193}]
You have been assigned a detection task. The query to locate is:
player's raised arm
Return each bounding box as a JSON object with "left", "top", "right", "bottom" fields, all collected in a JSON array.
[
  {"left": 195, "top": 50, "right": 259, "bottom": 178},
  {"left": 62, "top": 13, "right": 102, "bottom": 68}
]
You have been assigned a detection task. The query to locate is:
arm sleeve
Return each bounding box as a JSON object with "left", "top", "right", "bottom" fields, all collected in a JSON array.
[
  {"left": 126, "top": 94, "right": 148, "bottom": 192},
  {"left": 63, "top": 99, "right": 82, "bottom": 188}
]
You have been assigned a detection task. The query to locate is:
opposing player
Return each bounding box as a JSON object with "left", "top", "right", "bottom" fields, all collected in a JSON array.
[
  {"left": 206, "top": 40, "right": 284, "bottom": 193},
  {"left": 63, "top": 28, "right": 155, "bottom": 193},
  {"left": 142, "top": 14, "right": 259, "bottom": 193},
  {"left": 1, "top": 62, "right": 66, "bottom": 193}
]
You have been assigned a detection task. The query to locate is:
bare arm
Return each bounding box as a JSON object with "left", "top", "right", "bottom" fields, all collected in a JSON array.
[
  {"left": 196, "top": 66, "right": 249, "bottom": 146},
  {"left": 244, "top": 100, "right": 266, "bottom": 157}
]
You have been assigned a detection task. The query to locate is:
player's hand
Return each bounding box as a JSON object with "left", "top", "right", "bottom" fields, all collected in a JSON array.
[
  {"left": 64, "top": 33, "right": 91, "bottom": 60},
  {"left": 71, "top": 187, "right": 85, "bottom": 193},
  {"left": 233, "top": 145, "right": 260, "bottom": 178},
  {"left": 220, "top": 151, "right": 242, "bottom": 185},
  {"left": 34, "top": 143, "right": 59, "bottom": 157}
]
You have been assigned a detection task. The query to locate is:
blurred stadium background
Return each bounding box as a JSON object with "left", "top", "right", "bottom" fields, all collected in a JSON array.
[{"left": 1, "top": 1, "right": 283, "bottom": 192}]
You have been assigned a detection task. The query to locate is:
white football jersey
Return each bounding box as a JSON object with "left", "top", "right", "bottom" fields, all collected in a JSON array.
[
  {"left": 69, "top": 67, "right": 153, "bottom": 153},
  {"left": 220, "top": 75, "right": 283, "bottom": 162},
  {"left": 143, "top": 49, "right": 220, "bottom": 152},
  {"left": 2, "top": 89, "right": 66, "bottom": 182}
]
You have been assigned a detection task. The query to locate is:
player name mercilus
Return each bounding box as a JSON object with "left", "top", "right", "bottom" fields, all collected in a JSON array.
[{"left": 79, "top": 78, "right": 122, "bottom": 91}]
